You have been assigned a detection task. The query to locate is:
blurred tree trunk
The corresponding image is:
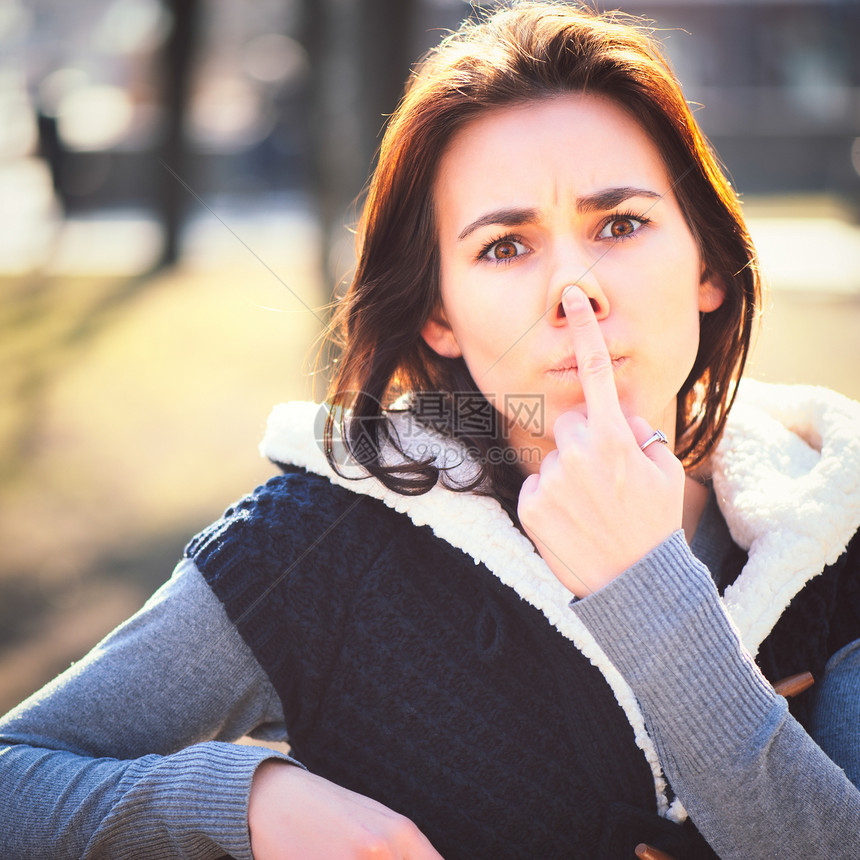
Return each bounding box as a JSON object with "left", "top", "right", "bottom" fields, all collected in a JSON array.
[
  {"left": 299, "top": 0, "right": 419, "bottom": 297},
  {"left": 157, "top": 0, "right": 201, "bottom": 269}
]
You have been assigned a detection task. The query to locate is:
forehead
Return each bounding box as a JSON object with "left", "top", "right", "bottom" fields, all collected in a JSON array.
[{"left": 434, "top": 94, "right": 670, "bottom": 215}]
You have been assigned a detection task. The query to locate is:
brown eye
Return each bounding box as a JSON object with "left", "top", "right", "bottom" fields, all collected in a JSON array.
[
  {"left": 611, "top": 218, "right": 635, "bottom": 237},
  {"left": 482, "top": 237, "right": 528, "bottom": 262},
  {"left": 494, "top": 241, "right": 518, "bottom": 258},
  {"left": 598, "top": 215, "right": 645, "bottom": 240}
]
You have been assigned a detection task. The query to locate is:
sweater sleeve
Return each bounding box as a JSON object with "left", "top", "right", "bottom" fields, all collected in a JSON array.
[
  {"left": 570, "top": 531, "right": 860, "bottom": 860},
  {"left": 0, "top": 558, "right": 298, "bottom": 860}
]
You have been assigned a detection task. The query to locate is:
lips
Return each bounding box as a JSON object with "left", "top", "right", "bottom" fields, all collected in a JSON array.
[
  {"left": 546, "top": 349, "right": 626, "bottom": 376},
  {"left": 548, "top": 359, "right": 580, "bottom": 378}
]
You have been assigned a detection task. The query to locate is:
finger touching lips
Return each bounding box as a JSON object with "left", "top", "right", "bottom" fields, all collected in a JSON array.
[{"left": 561, "top": 285, "right": 623, "bottom": 423}]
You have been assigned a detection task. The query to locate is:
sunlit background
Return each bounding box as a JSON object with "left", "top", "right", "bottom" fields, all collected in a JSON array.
[{"left": 2, "top": 0, "right": 859, "bottom": 713}]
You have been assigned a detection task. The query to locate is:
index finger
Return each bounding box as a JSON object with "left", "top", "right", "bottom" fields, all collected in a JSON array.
[{"left": 562, "top": 285, "right": 625, "bottom": 425}]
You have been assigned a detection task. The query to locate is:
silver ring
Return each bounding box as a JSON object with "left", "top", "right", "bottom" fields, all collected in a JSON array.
[{"left": 639, "top": 429, "right": 669, "bottom": 451}]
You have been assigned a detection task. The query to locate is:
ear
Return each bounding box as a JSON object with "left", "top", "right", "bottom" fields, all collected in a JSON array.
[
  {"left": 698, "top": 269, "right": 726, "bottom": 313},
  {"left": 421, "top": 307, "right": 462, "bottom": 358}
]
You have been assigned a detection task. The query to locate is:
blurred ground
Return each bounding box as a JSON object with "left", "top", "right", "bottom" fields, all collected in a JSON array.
[
  {"left": 1, "top": 195, "right": 859, "bottom": 715},
  {"left": 744, "top": 195, "right": 860, "bottom": 398},
  {"left": 0, "top": 202, "right": 326, "bottom": 713}
]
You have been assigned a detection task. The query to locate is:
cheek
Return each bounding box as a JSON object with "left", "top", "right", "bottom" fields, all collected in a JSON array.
[
  {"left": 642, "top": 256, "right": 703, "bottom": 331},
  {"left": 446, "top": 322, "right": 527, "bottom": 416},
  {"left": 629, "top": 255, "right": 704, "bottom": 383},
  {"left": 660, "top": 303, "right": 703, "bottom": 399},
  {"left": 440, "top": 284, "right": 513, "bottom": 367}
]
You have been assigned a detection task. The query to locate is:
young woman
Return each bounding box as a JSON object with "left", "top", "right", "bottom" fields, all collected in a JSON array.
[{"left": 2, "top": 3, "right": 860, "bottom": 858}]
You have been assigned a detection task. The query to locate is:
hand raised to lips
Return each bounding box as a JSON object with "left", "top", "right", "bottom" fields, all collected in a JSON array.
[{"left": 517, "top": 285, "right": 685, "bottom": 598}]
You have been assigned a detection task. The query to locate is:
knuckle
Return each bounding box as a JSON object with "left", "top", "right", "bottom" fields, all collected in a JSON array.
[
  {"left": 517, "top": 489, "right": 534, "bottom": 516},
  {"left": 552, "top": 411, "right": 571, "bottom": 439},
  {"left": 553, "top": 410, "right": 585, "bottom": 440},
  {"left": 539, "top": 459, "right": 565, "bottom": 490},
  {"left": 538, "top": 449, "right": 558, "bottom": 475},
  {"left": 520, "top": 472, "right": 540, "bottom": 497},
  {"left": 392, "top": 815, "right": 422, "bottom": 843},
  {"left": 557, "top": 444, "right": 584, "bottom": 470},
  {"left": 517, "top": 493, "right": 540, "bottom": 529},
  {"left": 357, "top": 832, "right": 393, "bottom": 857},
  {"left": 387, "top": 811, "right": 411, "bottom": 830}
]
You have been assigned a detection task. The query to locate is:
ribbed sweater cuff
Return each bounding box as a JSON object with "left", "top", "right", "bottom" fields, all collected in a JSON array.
[
  {"left": 569, "top": 531, "right": 783, "bottom": 773},
  {"left": 100, "top": 742, "right": 297, "bottom": 860}
]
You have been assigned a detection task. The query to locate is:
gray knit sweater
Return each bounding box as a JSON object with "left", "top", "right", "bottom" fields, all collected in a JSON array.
[
  {"left": 1, "top": 381, "right": 859, "bottom": 858},
  {"left": 0, "top": 493, "right": 857, "bottom": 858}
]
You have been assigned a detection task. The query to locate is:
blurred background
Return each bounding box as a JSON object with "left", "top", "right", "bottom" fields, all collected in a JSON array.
[{"left": 1, "top": 0, "right": 859, "bottom": 714}]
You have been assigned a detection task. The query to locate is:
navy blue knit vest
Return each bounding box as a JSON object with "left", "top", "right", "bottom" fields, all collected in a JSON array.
[{"left": 187, "top": 468, "right": 858, "bottom": 858}]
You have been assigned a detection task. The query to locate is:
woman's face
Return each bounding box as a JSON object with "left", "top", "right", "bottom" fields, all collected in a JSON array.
[{"left": 424, "top": 94, "right": 724, "bottom": 471}]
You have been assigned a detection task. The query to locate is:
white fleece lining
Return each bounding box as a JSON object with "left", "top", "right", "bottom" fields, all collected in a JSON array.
[
  {"left": 712, "top": 380, "right": 860, "bottom": 657},
  {"left": 259, "top": 380, "right": 860, "bottom": 823}
]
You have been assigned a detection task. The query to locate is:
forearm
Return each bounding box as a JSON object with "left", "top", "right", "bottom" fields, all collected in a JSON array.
[
  {"left": 0, "top": 559, "right": 297, "bottom": 859},
  {"left": 570, "top": 531, "right": 860, "bottom": 859},
  {"left": 1, "top": 740, "right": 292, "bottom": 860}
]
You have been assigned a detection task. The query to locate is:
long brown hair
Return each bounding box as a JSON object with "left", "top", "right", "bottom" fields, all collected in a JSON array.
[{"left": 324, "top": 1, "right": 760, "bottom": 508}]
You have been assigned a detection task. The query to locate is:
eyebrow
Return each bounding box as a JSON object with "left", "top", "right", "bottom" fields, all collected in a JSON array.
[
  {"left": 457, "top": 207, "right": 539, "bottom": 241},
  {"left": 456, "top": 187, "right": 663, "bottom": 240},
  {"left": 577, "top": 186, "right": 662, "bottom": 213}
]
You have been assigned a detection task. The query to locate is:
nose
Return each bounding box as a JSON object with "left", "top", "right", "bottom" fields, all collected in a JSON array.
[{"left": 547, "top": 254, "right": 610, "bottom": 325}]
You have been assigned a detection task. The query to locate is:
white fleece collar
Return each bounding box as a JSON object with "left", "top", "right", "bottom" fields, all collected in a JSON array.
[
  {"left": 259, "top": 380, "right": 860, "bottom": 821},
  {"left": 711, "top": 379, "right": 860, "bottom": 656}
]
